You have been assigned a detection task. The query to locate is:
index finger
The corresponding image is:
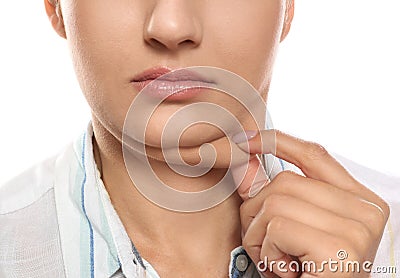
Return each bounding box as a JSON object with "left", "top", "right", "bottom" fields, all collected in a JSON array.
[{"left": 236, "top": 129, "right": 360, "bottom": 192}]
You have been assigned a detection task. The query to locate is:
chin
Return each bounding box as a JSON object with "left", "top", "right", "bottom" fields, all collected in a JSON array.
[{"left": 144, "top": 122, "right": 226, "bottom": 148}]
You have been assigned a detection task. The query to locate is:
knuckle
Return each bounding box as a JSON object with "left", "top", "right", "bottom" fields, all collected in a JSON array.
[
  {"left": 304, "top": 142, "right": 329, "bottom": 161},
  {"left": 379, "top": 199, "right": 391, "bottom": 220},
  {"left": 239, "top": 201, "right": 249, "bottom": 216},
  {"left": 263, "top": 193, "right": 288, "bottom": 214},
  {"left": 366, "top": 191, "right": 390, "bottom": 221},
  {"left": 266, "top": 216, "right": 286, "bottom": 237},
  {"left": 345, "top": 247, "right": 362, "bottom": 262},
  {"left": 327, "top": 239, "right": 358, "bottom": 260},
  {"left": 271, "top": 170, "right": 300, "bottom": 194},
  {"left": 242, "top": 234, "right": 252, "bottom": 251},
  {"left": 347, "top": 220, "right": 373, "bottom": 252},
  {"left": 273, "top": 170, "right": 297, "bottom": 185},
  {"left": 360, "top": 201, "right": 387, "bottom": 231}
]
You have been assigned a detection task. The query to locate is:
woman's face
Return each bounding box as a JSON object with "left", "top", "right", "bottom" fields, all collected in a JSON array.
[{"left": 52, "top": 0, "right": 291, "bottom": 150}]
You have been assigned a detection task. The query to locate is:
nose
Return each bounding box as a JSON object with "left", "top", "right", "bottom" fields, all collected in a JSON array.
[{"left": 144, "top": 1, "right": 202, "bottom": 51}]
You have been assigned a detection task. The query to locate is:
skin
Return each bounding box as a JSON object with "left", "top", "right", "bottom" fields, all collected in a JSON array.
[{"left": 45, "top": 0, "right": 389, "bottom": 277}]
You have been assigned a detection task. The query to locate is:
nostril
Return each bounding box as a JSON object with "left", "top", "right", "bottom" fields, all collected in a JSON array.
[
  {"left": 178, "top": 39, "right": 195, "bottom": 46},
  {"left": 147, "top": 38, "right": 166, "bottom": 49}
]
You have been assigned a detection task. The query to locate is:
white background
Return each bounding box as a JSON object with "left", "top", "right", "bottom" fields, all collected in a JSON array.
[{"left": 0, "top": 0, "right": 399, "bottom": 184}]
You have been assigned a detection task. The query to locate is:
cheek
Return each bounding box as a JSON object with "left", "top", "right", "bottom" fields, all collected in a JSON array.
[
  {"left": 207, "top": 0, "right": 284, "bottom": 92},
  {"left": 63, "top": 0, "right": 145, "bottom": 133}
]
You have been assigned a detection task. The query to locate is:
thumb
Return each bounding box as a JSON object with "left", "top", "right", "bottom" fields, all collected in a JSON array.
[{"left": 231, "top": 154, "right": 270, "bottom": 201}]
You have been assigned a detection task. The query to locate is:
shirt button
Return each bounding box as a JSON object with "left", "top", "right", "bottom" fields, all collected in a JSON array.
[{"left": 235, "top": 254, "right": 249, "bottom": 272}]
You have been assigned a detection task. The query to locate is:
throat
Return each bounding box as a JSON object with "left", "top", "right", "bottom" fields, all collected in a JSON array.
[
  {"left": 91, "top": 117, "right": 244, "bottom": 275},
  {"left": 126, "top": 194, "right": 243, "bottom": 278}
]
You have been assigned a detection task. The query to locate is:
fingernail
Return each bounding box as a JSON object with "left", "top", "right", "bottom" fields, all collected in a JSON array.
[
  {"left": 248, "top": 156, "right": 269, "bottom": 198},
  {"left": 248, "top": 180, "right": 266, "bottom": 198},
  {"left": 232, "top": 130, "right": 258, "bottom": 144}
]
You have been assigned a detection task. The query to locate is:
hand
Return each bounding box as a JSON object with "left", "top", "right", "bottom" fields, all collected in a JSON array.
[{"left": 232, "top": 130, "right": 390, "bottom": 277}]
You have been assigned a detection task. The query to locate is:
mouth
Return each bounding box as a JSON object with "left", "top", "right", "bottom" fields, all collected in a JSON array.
[{"left": 131, "top": 66, "right": 215, "bottom": 101}]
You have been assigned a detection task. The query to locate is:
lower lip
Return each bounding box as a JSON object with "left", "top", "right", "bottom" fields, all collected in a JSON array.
[{"left": 131, "top": 79, "right": 213, "bottom": 101}]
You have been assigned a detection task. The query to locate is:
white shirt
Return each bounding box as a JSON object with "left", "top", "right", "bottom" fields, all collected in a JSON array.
[{"left": 0, "top": 121, "right": 399, "bottom": 277}]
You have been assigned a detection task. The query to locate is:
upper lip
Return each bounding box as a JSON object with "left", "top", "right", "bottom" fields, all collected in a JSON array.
[{"left": 131, "top": 66, "right": 214, "bottom": 83}]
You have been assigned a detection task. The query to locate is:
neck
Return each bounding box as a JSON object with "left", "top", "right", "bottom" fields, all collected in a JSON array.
[{"left": 91, "top": 116, "right": 243, "bottom": 272}]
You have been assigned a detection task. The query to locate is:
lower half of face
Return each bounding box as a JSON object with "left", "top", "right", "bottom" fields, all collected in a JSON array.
[{"left": 63, "top": 0, "right": 285, "bottom": 160}]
